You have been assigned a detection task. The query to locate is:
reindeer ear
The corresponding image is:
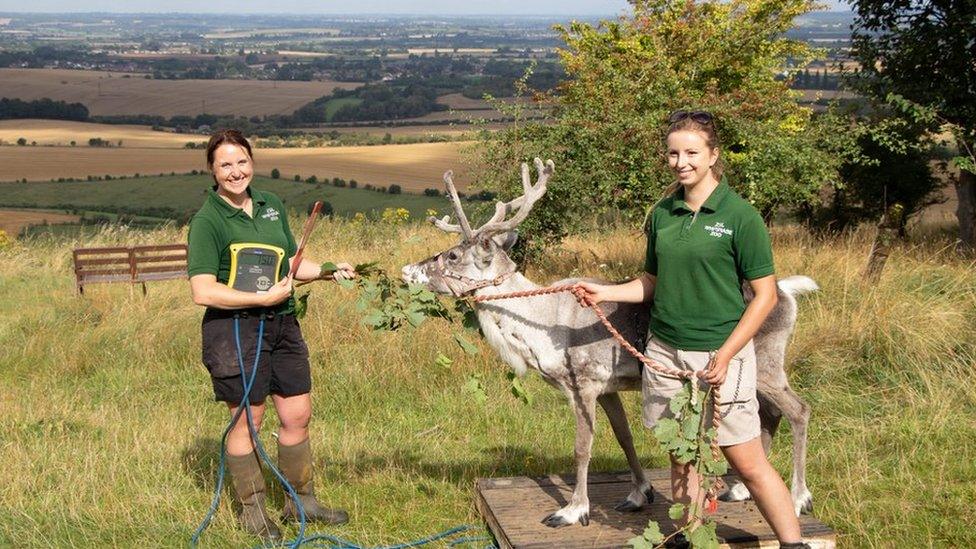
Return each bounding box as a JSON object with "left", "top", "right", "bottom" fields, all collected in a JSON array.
[{"left": 491, "top": 231, "right": 519, "bottom": 252}]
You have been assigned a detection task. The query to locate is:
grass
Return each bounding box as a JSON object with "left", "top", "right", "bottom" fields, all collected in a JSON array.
[
  {"left": 0, "top": 220, "right": 973, "bottom": 547},
  {"left": 0, "top": 174, "right": 447, "bottom": 223}
]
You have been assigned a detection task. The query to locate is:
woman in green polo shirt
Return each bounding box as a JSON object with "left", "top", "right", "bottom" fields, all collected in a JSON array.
[
  {"left": 187, "top": 129, "right": 355, "bottom": 541},
  {"left": 576, "top": 112, "right": 808, "bottom": 548}
]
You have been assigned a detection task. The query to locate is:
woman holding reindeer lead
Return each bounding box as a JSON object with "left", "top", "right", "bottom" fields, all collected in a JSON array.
[
  {"left": 187, "top": 129, "right": 355, "bottom": 541},
  {"left": 575, "top": 111, "right": 809, "bottom": 548}
]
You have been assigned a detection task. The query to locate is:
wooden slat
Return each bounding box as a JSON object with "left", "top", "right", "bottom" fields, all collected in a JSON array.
[
  {"left": 132, "top": 244, "right": 187, "bottom": 253},
  {"left": 78, "top": 268, "right": 134, "bottom": 277},
  {"left": 75, "top": 256, "right": 133, "bottom": 268},
  {"left": 73, "top": 246, "right": 130, "bottom": 256},
  {"left": 476, "top": 471, "right": 836, "bottom": 549},
  {"left": 132, "top": 254, "right": 187, "bottom": 264}
]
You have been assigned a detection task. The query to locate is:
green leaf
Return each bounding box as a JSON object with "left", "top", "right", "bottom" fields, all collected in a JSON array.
[
  {"left": 434, "top": 353, "right": 453, "bottom": 369},
  {"left": 669, "top": 382, "right": 691, "bottom": 414},
  {"left": 336, "top": 278, "right": 356, "bottom": 290},
  {"left": 462, "top": 375, "right": 487, "bottom": 404},
  {"left": 404, "top": 309, "right": 426, "bottom": 328},
  {"left": 294, "top": 292, "right": 310, "bottom": 320},
  {"left": 652, "top": 418, "right": 679, "bottom": 444},
  {"left": 641, "top": 522, "right": 664, "bottom": 544},
  {"left": 506, "top": 371, "right": 533, "bottom": 406},
  {"left": 353, "top": 261, "right": 380, "bottom": 276},
  {"left": 320, "top": 261, "right": 338, "bottom": 274},
  {"left": 454, "top": 332, "right": 479, "bottom": 355},
  {"left": 627, "top": 536, "right": 654, "bottom": 549},
  {"left": 362, "top": 310, "right": 386, "bottom": 328},
  {"left": 668, "top": 502, "right": 686, "bottom": 520},
  {"left": 688, "top": 522, "right": 719, "bottom": 549},
  {"left": 681, "top": 413, "right": 701, "bottom": 440}
]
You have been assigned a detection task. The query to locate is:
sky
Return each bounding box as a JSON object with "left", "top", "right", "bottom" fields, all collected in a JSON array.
[{"left": 0, "top": 0, "right": 850, "bottom": 15}]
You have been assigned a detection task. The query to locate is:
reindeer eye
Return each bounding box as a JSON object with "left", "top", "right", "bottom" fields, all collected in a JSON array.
[{"left": 447, "top": 251, "right": 459, "bottom": 261}]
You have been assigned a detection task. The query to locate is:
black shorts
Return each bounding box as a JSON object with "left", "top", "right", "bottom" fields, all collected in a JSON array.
[{"left": 200, "top": 308, "right": 311, "bottom": 404}]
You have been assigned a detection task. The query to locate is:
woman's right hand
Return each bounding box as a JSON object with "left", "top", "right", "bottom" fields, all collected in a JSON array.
[
  {"left": 574, "top": 281, "right": 610, "bottom": 305},
  {"left": 261, "top": 276, "right": 294, "bottom": 306}
]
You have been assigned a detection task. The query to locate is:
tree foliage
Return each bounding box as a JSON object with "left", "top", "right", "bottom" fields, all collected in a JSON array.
[
  {"left": 850, "top": 0, "right": 976, "bottom": 247},
  {"left": 474, "top": 0, "right": 842, "bottom": 255}
]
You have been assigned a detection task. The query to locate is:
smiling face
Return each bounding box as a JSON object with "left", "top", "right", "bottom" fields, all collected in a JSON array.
[
  {"left": 210, "top": 143, "right": 253, "bottom": 200},
  {"left": 666, "top": 129, "right": 719, "bottom": 188}
]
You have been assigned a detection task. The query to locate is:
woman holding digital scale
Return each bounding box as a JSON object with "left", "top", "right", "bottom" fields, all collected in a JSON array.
[{"left": 187, "top": 129, "right": 355, "bottom": 541}]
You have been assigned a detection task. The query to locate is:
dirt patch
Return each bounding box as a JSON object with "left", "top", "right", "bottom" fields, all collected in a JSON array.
[{"left": 0, "top": 209, "right": 80, "bottom": 236}]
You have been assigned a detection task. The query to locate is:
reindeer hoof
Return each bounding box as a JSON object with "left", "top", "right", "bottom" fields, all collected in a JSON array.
[
  {"left": 579, "top": 512, "right": 589, "bottom": 526},
  {"left": 614, "top": 500, "right": 642, "bottom": 512},
  {"left": 541, "top": 513, "right": 572, "bottom": 528},
  {"left": 645, "top": 488, "right": 655, "bottom": 503}
]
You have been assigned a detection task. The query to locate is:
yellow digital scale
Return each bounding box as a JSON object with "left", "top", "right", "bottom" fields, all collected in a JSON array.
[{"left": 227, "top": 243, "right": 285, "bottom": 293}]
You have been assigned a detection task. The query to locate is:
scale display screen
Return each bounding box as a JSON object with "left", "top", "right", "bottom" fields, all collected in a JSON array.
[{"left": 228, "top": 243, "right": 285, "bottom": 293}]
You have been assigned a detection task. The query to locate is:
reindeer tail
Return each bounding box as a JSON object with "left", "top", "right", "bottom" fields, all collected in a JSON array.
[{"left": 777, "top": 275, "right": 819, "bottom": 296}]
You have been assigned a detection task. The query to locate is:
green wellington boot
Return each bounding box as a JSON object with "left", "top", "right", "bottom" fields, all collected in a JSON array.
[
  {"left": 278, "top": 438, "right": 349, "bottom": 525},
  {"left": 226, "top": 451, "right": 282, "bottom": 542}
]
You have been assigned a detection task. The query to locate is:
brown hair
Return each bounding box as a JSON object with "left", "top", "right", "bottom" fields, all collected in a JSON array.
[{"left": 205, "top": 129, "right": 253, "bottom": 169}]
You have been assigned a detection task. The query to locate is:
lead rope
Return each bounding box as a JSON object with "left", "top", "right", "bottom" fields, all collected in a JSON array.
[{"left": 469, "top": 283, "right": 726, "bottom": 508}]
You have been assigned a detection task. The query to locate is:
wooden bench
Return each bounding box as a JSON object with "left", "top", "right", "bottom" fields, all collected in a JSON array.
[{"left": 73, "top": 244, "right": 188, "bottom": 295}]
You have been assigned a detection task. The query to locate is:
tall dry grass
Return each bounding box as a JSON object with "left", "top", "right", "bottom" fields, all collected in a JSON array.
[{"left": 0, "top": 219, "right": 973, "bottom": 547}]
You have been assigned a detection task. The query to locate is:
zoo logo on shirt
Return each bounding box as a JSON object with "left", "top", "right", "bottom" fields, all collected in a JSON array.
[
  {"left": 704, "top": 221, "right": 733, "bottom": 238},
  {"left": 261, "top": 207, "right": 280, "bottom": 221}
]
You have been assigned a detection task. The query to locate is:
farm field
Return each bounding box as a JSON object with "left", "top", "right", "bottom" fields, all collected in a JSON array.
[
  {"left": 0, "top": 221, "right": 972, "bottom": 547},
  {"left": 0, "top": 174, "right": 447, "bottom": 222},
  {"left": 0, "top": 208, "right": 80, "bottom": 236},
  {"left": 0, "top": 68, "right": 362, "bottom": 116},
  {"left": 0, "top": 141, "right": 469, "bottom": 191},
  {"left": 0, "top": 119, "right": 207, "bottom": 148}
]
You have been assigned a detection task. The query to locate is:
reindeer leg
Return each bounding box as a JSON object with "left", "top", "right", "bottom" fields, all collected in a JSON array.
[
  {"left": 765, "top": 383, "right": 813, "bottom": 515},
  {"left": 542, "top": 389, "right": 597, "bottom": 528},
  {"left": 597, "top": 392, "right": 653, "bottom": 512}
]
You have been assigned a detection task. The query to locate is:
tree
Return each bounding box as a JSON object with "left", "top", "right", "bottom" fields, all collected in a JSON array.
[
  {"left": 475, "top": 0, "right": 842, "bottom": 256},
  {"left": 850, "top": 0, "right": 976, "bottom": 250},
  {"left": 271, "top": 168, "right": 280, "bottom": 179}
]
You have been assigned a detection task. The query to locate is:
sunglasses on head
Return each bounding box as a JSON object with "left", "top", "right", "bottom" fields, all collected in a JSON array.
[{"left": 668, "top": 110, "right": 714, "bottom": 125}]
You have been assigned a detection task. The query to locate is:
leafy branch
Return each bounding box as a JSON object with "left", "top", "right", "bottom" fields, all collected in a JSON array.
[
  {"left": 297, "top": 262, "right": 534, "bottom": 406},
  {"left": 629, "top": 380, "right": 727, "bottom": 549}
]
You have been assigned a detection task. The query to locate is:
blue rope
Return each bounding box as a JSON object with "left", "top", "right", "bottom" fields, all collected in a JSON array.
[
  {"left": 190, "top": 316, "right": 488, "bottom": 549},
  {"left": 191, "top": 316, "right": 308, "bottom": 548}
]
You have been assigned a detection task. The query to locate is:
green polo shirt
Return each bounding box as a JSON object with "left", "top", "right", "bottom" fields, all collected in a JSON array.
[
  {"left": 187, "top": 187, "right": 297, "bottom": 314},
  {"left": 644, "top": 177, "right": 774, "bottom": 351}
]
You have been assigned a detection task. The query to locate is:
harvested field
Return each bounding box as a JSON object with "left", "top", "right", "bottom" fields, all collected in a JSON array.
[
  {"left": 0, "top": 68, "right": 361, "bottom": 117},
  {"left": 0, "top": 208, "right": 80, "bottom": 236},
  {"left": 0, "top": 141, "right": 469, "bottom": 191},
  {"left": 312, "top": 122, "right": 508, "bottom": 137},
  {"left": 0, "top": 119, "right": 206, "bottom": 148}
]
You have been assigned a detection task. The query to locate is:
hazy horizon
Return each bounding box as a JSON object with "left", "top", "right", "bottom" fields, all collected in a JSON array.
[{"left": 0, "top": 0, "right": 851, "bottom": 15}]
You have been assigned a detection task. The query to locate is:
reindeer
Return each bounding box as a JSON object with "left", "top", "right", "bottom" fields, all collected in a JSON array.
[{"left": 401, "top": 158, "right": 816, "bottom": 527}]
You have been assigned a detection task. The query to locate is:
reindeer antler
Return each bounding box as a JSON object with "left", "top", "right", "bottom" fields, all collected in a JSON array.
[
  {"left": 427, "top": 169, "right": 475, "bottom": 240},
  {"left": 474, "top": 157, "right": 554, "bottom": 235},
  {"left": 428, "top": 159, "right": 554, "bottom": 239}
]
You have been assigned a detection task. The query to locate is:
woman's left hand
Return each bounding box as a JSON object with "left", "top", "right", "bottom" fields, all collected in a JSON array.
[{"left": 699, "top": 351, "right": 732, "bottom": 386}]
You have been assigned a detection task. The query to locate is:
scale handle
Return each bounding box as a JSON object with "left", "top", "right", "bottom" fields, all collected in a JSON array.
[{"left": 288, "top": 201, "right": 322, "bottom": 280}]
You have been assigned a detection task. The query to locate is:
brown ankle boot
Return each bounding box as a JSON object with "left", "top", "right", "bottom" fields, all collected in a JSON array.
[
  {"left": 226, "top": 451, "right": 282, "bottom": 541},
  {"left": 278, "top": 438, "right": 349, "bottom": 525}
]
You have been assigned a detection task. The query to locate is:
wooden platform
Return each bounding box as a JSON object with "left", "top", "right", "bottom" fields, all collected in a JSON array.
[{"left": 475, "top": 470, "right": 835, "bottom": 549}]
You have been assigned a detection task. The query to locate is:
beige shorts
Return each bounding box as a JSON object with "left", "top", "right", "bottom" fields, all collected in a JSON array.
[{"left": 642, "top": 336, "right": 761, "bottom": 447}]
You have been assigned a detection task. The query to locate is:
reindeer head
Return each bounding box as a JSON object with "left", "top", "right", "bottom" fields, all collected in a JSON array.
[{"left": 401, "top": 158, "right": 554, "bottom": 296}]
